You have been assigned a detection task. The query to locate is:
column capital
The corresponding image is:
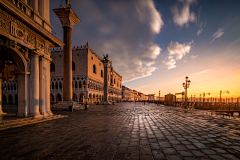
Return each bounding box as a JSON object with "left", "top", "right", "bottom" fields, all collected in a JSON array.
[
  {"left": 53, "top": 8, "right": 80, "bottom": 28},
  {"left": 39, "top": 55, "right": 52, "bottom": 63}
]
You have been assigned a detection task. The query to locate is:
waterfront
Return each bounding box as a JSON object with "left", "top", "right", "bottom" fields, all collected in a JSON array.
[{"left": 1, "top": 102, "right": 240, "bottom": 160}]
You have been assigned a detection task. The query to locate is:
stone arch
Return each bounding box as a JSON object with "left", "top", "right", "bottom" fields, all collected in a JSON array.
[
  {"left": 93, "top": 94, "right": 96, "bottom": 103},
  {"left": 2, "top": 94, "right": 7, "bottom": 104},
  {"left": 55, "top": 81, "right": 58, "bottom": 90},
  {"left": 8, "top": 94, "right": 13, "bottom": 104},
  {"left": 15, "top": 94, "right": 18, "bottom": 104},
  {"left": 89, "top": 94, "right": 92, "bottom": 104},
  {"left": 59, "top": 81, "right": 62, "bottom": 90},
  {"left": 79, "top": 81, "right": 82, "bottom": 88},
  {"left": 73, "top": 93, "right": 77, "bottom": 101},
  {"left": 83, "top": 81, "right": 86, "bottom": 88},
  {"left": 50, "top": 94, "right": 54, "bottom": 102},
  {"left": 75, "top": 81, "right": 78, "bottom": 89},
  {"left": 96, "top": 94, "right": 99, "bottom": 102},
  {"left": 52, "top": 81, "right": 55, "bottom": 89},
  {"left": 56, "top": 93, "right": 62, "bottom": 102},
  {"left": 79, "top": 93, "right": 85, "bottom": 104}
]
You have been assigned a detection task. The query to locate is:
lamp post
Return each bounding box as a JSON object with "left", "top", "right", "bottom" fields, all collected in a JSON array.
[
  {"left": 159, "top": 90, "right": 160, "bottom": 104},
  {"left": 220, "top": 90, "right": 229, "bottom": 103},
  {"left": 182, "top": 76, "right": 191, "bottom": 108},
  {"left": 203, "top": 92, "right": 210, "bottom": 106}
]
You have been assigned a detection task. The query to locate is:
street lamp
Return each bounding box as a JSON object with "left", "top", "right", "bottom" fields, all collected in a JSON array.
[
  {"left": 159, "top": 90, "right": 160, "bottom": 104},
  {"left": 220, "top": 90, "right": 229, "bottom": 103},
  {"left": 182, "top": 76, "right": 191, "bottom": 108}
]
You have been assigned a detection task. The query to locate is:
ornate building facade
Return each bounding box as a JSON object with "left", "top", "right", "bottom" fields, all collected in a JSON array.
[
  {"left": 50, "top": 43, "right": 122, "bottom": 104},
  {"left": 0, "top": 0, "right": 63, "bottom": 117}
]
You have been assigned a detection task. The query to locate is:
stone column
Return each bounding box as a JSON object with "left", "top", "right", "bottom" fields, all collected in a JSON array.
[
  {"left": 17, "top": 72, "right": 29, "bottom": 117},
  {"left": 45, "top": 58, "right": 53, "bottom": 116},
  {"left": 0, "top": 75, "right": 6, "bottom": 115},
  {"left": 29, "top": 53, "right": 42, "bottom": 118},
  {"left": 39, "top": 56, "right": 47, "bottom": 116},
  {"left": 101, "top": 60, "right": 110, "bottom": 105},
  {"left": 53, "top": 5, "right": 80, "bottom": 102},
  {"left": 63, "top": 26, "right": 73, "bottom": 101}
]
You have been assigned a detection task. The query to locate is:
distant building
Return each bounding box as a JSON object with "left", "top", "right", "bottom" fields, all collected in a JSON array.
[
  {"left": 164, "top": 94, "right": 176, "bottom": 105},
  {"left": 122, "top": 85, "right": 134, "bottom": 101},
  {"left": 50, "top": 43, "right": 122, "bottom": 104}
]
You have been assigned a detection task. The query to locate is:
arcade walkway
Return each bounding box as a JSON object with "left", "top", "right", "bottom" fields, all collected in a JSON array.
[{"left": 0, "top": 102, "right": 240, "bottom": 159}]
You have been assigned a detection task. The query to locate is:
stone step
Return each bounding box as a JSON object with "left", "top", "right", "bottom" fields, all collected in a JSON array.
[{"left": 0, "top": 115, "right": 68, "bottom": 131}]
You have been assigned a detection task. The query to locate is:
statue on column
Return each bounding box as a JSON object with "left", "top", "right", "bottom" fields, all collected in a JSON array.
[{"left": 65, "top": 0, "right": 71, "bottom": 8}]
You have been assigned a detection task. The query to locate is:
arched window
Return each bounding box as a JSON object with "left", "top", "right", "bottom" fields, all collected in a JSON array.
[
  {"left": 50, "top": 62, "right": 55, "bottom": 72},
  {"left": 72, "top": 61, "right": 75, "bottom": 71},
  {"left": 79, "top": 81, "right": 82, "bottom": 88},
  {"left": 59, "top": 82, "right": 62, "bottom": 89},
  {"left": 101, "top": 70, "right": 103, "bottom": 78},
  {"left": 52, "top": 82, "right": 55, "bottom": 89},
  {"left": 75, "top": 81, "right": 78, "bottom": 88},
  {"left": 56, "top": 82, "right": 58, "bottom": 89},
  {"left": 114, "top": 79, "right": 115, "bottom": 84},
  {"left": 93, "top": 65, "right": 96, "bottom": 74}
]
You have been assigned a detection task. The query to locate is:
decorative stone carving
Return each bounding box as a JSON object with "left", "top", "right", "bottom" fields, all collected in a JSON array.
[{"left": 16, "top": 29, "right": 24, "bottom": 37}]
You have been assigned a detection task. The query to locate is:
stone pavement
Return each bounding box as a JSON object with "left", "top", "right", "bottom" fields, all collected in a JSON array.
[{"left": 1, "top": 102, "right": 240, "bottom": 160}]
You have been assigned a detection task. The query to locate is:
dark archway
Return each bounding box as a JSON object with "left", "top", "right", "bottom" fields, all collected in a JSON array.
[{"left": 56, "top": 94, "right": 62, "bottom": 102}]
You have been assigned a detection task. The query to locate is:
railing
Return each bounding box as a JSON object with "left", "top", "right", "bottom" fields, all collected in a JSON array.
[{"left": 7, "top": 0, "right": 52, "bottom": 32}]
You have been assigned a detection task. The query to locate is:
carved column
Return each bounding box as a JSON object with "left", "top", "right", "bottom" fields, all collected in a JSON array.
[
  {"left": 29, "top": 53, "right": 42, "bottom": 118},
  {"left": 39, "top": 56, "right": 47, "bottom": 116},
  {"left": 101, "top": 59, "right": 111, "bottom": 105},
  {"left": 17, "top": 72, "right": 29, "bottom": 117},
  {"left": 45, "top": 58, "right": 53, "bottom": 116},
  {"left": 53, "top": 6, "right": 80, "bottom": 102}
]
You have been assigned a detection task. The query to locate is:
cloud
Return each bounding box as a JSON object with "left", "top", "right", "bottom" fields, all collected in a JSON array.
[
  {"left": 162, "top": 59, "right": 176, "bottom": 69},
  {"left": 51, "top": 0, "right": 164, "bottom": 82},
  {"left": 211, "top": 28, "right": 224, "bottom": 42},
  {"left": 191, "top": 55, "right": 198, "bottom": 59},
  {"left": 163, "top": 40, "right": 193, "bottom": 69},
  {"left": 197, "top": 21, "right": 206, "bottom": 36},
  {"left": 171, "top": 0, "right": 197, "bottom": 27},
  {"left": 197, "top": 29, "right": 203, "bottom": 35},
  {"left": 168, "top": 40, "right": 193, "bottom": 60},
  {"left": 195, "top": 70, "right": 209, "bottom": 75}
]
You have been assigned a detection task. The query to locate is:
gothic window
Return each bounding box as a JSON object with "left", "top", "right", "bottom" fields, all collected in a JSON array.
[
  {"left": 59, "top": 82, "right": 62, "bottom": 89},
  {"left": 75, "top": 81, "right": 78, "bottom": 88},
  {"left": 50, "top": 62, "right": 55, "bottom": 72},
  {"left": 114, "top": 79, "right": 115, "bottom": 84},
  {"left": 93, "top": 65, "right": 96, "bottom": 74},
  {"left": 56, "top": 82, "right": 58, "bottom": 89},
  {"left": 79, "top": 81, "right": 82, "bottom": 88},
  {"left": 101, "top": 70, "right": 103, "bottom": 78},
  {"left": 52, "top": 82, "right": 54, "bottom": 89},
  {"left": 72, "top": 61, "right": 75, "bottom": 71}
]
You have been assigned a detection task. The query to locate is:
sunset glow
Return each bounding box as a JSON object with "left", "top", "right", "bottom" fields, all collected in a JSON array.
[{"left": 50, "top": 0, "right": 240, "bottom": 99}]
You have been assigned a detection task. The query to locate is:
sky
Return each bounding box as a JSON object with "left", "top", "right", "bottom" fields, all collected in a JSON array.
[{"left": 50, "top": 0, "right": 240, "bottom": 98}]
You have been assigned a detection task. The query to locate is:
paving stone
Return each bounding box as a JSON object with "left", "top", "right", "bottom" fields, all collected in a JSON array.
[{"left": 1, "top": 103, "right": 240, "bottom": 159}]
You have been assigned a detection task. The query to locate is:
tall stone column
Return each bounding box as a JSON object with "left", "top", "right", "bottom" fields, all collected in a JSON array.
[
  {"left": 29, "top": 53, "right": 42, "bottom": 118},
  {"left": 45, "top": 58, "right": 53, "bottom": 116},
  {"left": 17, "top": 72, "right": 29, "bottom": 117},
  {"left": 101, "top": 59, "right": 111, "bottom": 105},
  {"left": 0, "top": 75, "right": 6, "bottom": 115},
  {"left": 53, "top": 3, "right": 80, "bottom": 102},
  {"left": 39, "top": 56, "right": 50, "bottom": 116}
]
